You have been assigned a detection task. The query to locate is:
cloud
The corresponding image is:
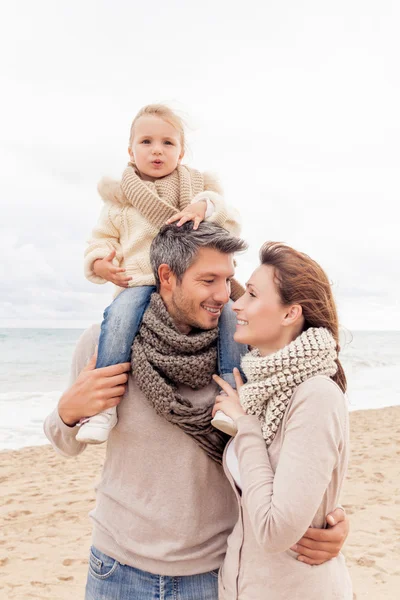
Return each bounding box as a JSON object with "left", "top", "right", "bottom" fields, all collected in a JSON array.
[{"left": 1, "top": 0, "right": 399, "bottom": 330}]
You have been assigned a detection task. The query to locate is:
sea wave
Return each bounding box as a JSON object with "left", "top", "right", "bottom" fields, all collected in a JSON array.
[
  {"left": 0, "top": 391, "right": 62, "bottom": 402},
  {"left": 0, "top": 390, "right": 61, "bottom": 450},
  {"left": 1, "top": 328, "right": 400, "bottom": 450},
  {"left": 342, "top": 357, "right": 399, "bottom": 370}
]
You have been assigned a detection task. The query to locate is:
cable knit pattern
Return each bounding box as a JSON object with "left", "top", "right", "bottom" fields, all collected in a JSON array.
[
  {"left": 84, "top": 166, "right": 241, "bottom": 295},
  {"left": 240, "top": 328, "right": 338, "bottom": 446},
  {"left": 121, "top": 164, "right": 204, "bottom": 229},
  {"left": 132, "top": 293, "right": 228, "bottom": 464}
]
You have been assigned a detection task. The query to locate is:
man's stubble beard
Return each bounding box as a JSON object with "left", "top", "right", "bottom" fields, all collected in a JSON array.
[{"left": 170, "top": 286, "right": 218, "bottom": 332}]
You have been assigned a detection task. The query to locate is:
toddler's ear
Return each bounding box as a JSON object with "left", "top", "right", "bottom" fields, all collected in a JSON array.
[{"left": 128, "top": 147, "right": 135, "bottom": 161}]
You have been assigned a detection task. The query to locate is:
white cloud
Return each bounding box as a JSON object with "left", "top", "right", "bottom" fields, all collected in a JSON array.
[{"left": 1, "top": 0, "right": 399, "bottom": 330}]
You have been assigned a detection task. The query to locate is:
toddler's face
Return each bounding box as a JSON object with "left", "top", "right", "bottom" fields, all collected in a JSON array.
[{"left": 129, "top": 115, "right": 183, "bottom": 181}]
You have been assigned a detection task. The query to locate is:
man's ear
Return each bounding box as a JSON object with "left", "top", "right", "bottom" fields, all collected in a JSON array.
[
  {"left": 158, "top": 264, "right": 176, "bottom": 291},
  {"left": 282, "top": 304, "right": 303, "bottom": 327}
]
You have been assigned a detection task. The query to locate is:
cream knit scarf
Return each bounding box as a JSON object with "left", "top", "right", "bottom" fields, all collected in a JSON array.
[
  {"left": 132, "top": 293, "right": 228, "bottom": 464},
  {"left": 240, "top": 328, "right": 338, "bottom": 446},
  {"left": 121, "top": 164, "right": 204, "bottom": 229}
]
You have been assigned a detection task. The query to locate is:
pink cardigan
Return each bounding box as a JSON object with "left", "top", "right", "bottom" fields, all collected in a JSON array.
[{"left": 219, "top": 376, "right": 353, "bottom": 600}]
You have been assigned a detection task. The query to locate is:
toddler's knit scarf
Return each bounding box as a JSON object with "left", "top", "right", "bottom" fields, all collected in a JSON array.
[
  {"left": 132, "top": 293, "right": 228, "bottom": 464},
  {"left": 121, "top": 164, "right": 204, "bottom": 229},
  {"left": 240, "top": 328, "right": 338, "bottom": 447}
]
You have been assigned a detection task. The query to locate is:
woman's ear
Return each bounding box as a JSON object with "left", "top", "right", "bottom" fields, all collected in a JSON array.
[{"left": 283, "top": 304, "right": 303, "bottom": 327}]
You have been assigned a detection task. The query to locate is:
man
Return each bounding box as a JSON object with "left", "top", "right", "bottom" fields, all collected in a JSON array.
[{"left": 44, "top": 222, "right": 348, "bottom": 600}]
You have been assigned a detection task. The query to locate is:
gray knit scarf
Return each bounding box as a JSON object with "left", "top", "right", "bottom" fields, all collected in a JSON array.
[
  {"left": 131, "top": 293, "right": 228, "bottom": 464},
  {"left": 240, "top": 327, "right": 338, "bottom": 447}
]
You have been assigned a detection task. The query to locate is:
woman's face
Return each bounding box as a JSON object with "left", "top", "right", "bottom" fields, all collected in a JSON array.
[{"left": 232, "top": 264, "right": 301, "bottom": 356}]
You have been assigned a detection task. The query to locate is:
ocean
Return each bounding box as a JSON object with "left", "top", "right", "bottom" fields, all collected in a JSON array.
[{"left": 0, "top": 329, "right": 399, "bottom": 451}]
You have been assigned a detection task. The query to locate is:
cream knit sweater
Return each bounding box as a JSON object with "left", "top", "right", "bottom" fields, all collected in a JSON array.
[{"left": 84, "top": 165, "right": 241, "bottom": 296}]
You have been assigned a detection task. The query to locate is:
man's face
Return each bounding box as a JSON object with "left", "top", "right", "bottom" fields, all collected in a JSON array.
[{"left": 166, "top": 247, "right": 235, "bottom": 333}]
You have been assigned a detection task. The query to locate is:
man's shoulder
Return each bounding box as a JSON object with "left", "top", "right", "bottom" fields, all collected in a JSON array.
[
  {"left": 73, "top": 324, "right": 101, "bottom": 366},
  {"left": 78, "top": 323, "right": 101, "bottom": 346}
]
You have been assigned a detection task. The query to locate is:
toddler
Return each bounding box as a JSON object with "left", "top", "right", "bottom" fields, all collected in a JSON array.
[{"left": 78, "top": 104, "right": 246, "bottom": 444}]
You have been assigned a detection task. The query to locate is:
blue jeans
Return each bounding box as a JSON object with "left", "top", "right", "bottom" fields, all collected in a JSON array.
[
  {"left": 85, "top": 546, "right": 219, "bottom": 600},
  {"left": 96, "top": 286, "right": 248, "bottom": 382},
  {"left": 96, "top": 286, "right": 155, "bottom": 368}
]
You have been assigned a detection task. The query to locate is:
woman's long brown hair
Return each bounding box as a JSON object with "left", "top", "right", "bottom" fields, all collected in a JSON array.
[{"left": 260, "top": 242, "right": 347, "bottom": 393}]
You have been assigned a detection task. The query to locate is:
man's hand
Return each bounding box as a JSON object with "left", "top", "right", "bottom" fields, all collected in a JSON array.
[
  {"left": 93, "top": 250, "right": 132, "bottom": 287},
  {"left": 290, "top": 508, "right": 349, "bottom": 565},
  {"left": 58, "top": 352, "right": 131, "bottom": 426},
  {"left": 166, "top": 200, "right": 207, "bottom": 230}
]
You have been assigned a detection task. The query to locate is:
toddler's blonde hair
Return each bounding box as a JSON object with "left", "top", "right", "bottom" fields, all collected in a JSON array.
[{"left": 129, "top": 104, "right": 186, "bottom": 153}]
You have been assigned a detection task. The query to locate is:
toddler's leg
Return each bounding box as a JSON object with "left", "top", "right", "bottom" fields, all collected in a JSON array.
[
  {"left": 76, "top": 286, "right": 154, "bottom": 444},
  {"left": 211, "top": 300, "right": 248, "bottom": 437},
  {"left": 96, "top": 286, "right": 155, "bottom": 368}
]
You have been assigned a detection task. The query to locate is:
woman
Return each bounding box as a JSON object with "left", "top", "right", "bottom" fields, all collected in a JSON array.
[{"left": 212, "top": 242, "right": 352, "bottom": 599}]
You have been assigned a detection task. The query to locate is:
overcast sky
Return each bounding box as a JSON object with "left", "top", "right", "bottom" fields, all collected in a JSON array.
[{"left": 1, "top": 0, "right": 398, "bottom": 331}]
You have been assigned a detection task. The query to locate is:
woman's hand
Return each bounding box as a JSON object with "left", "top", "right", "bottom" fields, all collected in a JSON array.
[
  {"left": 212, "top": 368, "right": 246, "bottom": 421},
  {"left": 93, "top": 250, "right": 132, "bottom": 287},
  {"left": 166, "top": 200, "right": 207, "bottom": 230}
]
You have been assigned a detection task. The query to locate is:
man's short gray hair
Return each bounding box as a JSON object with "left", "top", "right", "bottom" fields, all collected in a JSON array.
[{"left": 150, "top": 222, "right": 248, "bottom": 290}]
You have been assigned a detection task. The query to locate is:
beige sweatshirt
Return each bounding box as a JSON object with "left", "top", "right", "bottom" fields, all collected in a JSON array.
[
  {"left": 219, "top": 376, "right": 352, "bottom": 600},
  {"left": 43, "top": 325, "right": 238, "bottom": 576},
  {"left": 84, "top": 165, "right": 241, "bottom": 296}
]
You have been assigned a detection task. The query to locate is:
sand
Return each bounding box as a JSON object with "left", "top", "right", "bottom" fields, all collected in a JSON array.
[{"left": 1, "top": 406, "right": 399, "bottom": 600}]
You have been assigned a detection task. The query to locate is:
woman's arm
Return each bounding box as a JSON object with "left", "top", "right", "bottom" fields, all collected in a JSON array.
[{"left": 234, "top": 378, "right": 347, "bottom": 554}]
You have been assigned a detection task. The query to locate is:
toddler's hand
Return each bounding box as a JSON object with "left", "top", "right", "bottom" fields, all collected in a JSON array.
[
  {"left": 93, "top": 250, "right": 132, "bottom": 287},
  {"left": 166, "top": 200, "right": 207, "bottom": 230}
]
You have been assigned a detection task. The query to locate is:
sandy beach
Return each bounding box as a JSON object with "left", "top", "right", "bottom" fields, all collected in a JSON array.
[{"left": 1, "top": 406, "right": 399, "bottom": 600}]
